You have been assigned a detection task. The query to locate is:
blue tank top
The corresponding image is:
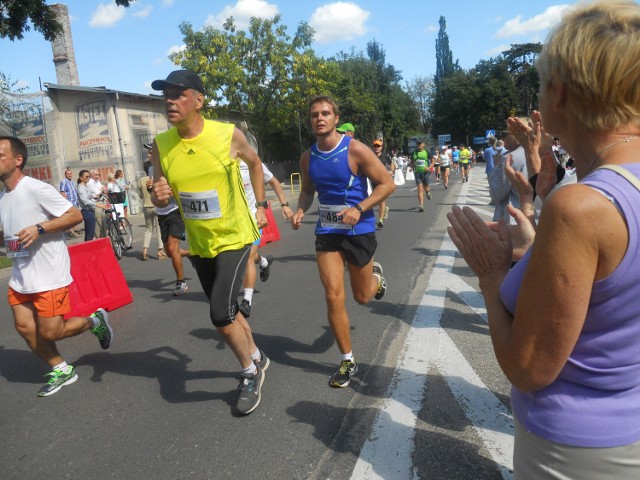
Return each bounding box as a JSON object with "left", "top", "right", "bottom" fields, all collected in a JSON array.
[{"left": 308, "top": 135, "right": 376, "bottom": 235}]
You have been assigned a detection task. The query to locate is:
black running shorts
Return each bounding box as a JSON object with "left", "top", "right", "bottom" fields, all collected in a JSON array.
[
  {"left": 157, "top": 208, "right": 186, "bottom": 243},
  {"left": 315, "top": 233, "right": 377, "bottom": 267}
]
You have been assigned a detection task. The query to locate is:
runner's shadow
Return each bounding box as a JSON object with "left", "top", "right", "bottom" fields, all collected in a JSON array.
[
  {"left": 74, "top": 346, "right": 237, "bottom": 405},
  {"left": 0, "top": 346, "right": 51, "bottom": 384},
  {"left": 189, "top": 325, "right": 336, "bottom": 374}
]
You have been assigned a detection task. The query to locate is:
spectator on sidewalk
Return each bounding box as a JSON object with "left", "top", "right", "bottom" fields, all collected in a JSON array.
[
  {"left": 139, "top": 148, "right": 165, "bottom": 261},
  {"left": 59, "top": 168, "right": 80, "bottom": 237}
]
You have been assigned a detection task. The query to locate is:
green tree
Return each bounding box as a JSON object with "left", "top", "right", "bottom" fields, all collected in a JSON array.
[
  {"left": 172, "top": 14, "right": 327, "bottom": 161},
  {"left": 432, "top": 16, "right": 461, "bottom": 141},
  {"left": 434, "top": 16, "right": 458, "bottom": 86},
  {"left": 406, "top": 76, "right": 435, "bottom": 136},
  {"left": 365, "top": 39, "right": 411, "bottom": 149},
  {"left": 328, "top": 50, "right": 379, "bottom": 142},
  {"left": 0, "top": 0, "right": 135, "bottom": 41},
  {"left": 434, "top": 71, "right": 481, "bottom": 145},
  {"left": 329, "top": 41, "right": 417, "bottom": 151},
  {"left": 502, "top": 43, "right": 542, "bottom": 116},
  {"left": 470, "top": 59, "right": 518, "bottom": 134}
]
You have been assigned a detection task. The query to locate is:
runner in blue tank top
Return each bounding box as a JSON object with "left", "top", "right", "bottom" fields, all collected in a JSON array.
[
  {"left": 292, "top": 95, "right": 395, "bottom": 388},
  {"left": 308, "top": 134, "right": 376, "bottom": 235}
]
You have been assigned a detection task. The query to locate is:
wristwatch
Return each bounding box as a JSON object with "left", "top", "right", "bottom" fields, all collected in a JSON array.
[
  {"left": 36, "top": 224, "right": 46, "bottom": 235},
  {"left": 255, "top": 201, "right": 269, "bottom": 209},
  {"left": 354, "top": 204, "right": 364, "bottom": 213},
  {"left": 280, "top": 202, "right": 289, "bottom": 207}
]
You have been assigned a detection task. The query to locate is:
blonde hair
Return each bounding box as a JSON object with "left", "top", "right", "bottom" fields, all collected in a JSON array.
[
  {"left": 107, "top": 173, "right": 115, "bottom": 182},
  {"left": 536, "top": 0, "right": 640, "bottom": 131}
]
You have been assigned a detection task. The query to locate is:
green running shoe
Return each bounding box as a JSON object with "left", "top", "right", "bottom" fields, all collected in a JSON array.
[
  {"left": 91, "top": 308, "right": 113, "bottom": 349},
  {"left": 38, "top": 367, "right": 78, "bottom": 397}
]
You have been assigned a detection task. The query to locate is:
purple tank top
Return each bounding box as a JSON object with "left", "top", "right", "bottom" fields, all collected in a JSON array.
[{"left": 500, "top": 163, "right": 640, "bottom": 447}]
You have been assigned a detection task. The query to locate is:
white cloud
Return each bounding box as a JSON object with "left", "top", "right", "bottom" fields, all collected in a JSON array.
[
  {"left": 133, "top": 5, "right": 153, "bottom": 18},
  {"left": 161, "top": 0, "right": 175, "bottom": 6},
  {"left": 485, "top": 44, "right": 511, "bottom": 57},
  {"left": 166, "top": 45, "right": 186, "bottom": 56},
  {"left": 89, "top": 3, "right": 126, "bottom": 28},
  {"left": 496, "top": 5, "right": 574, "bottom": 38},
  {"left": 423, "top": 24, "right": 438, "bottom": 34},
  {"left": 204, "top": 0, "right": 279, "bottom": 30},
  {"left": 309, "top": 2, "right": 370, "bottom": 44}
]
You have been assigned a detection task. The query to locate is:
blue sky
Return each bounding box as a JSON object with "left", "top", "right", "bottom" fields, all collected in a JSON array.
[{"left": 2, "top": 0, "right": 584, "bottom": 95}]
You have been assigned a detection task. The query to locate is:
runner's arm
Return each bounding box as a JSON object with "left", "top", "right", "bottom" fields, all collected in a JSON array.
[{"left": 150, "top": 141, "right": 172, "bottom": 208}]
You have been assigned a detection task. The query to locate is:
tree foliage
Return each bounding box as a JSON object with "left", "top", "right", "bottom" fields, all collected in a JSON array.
[
  {"left": 502, "top": 43, "right": 542, "bottom": 116},
  {"left": 172, "top": 14, "right": 327, "bottom": 161},
  {"left": 0, "top": 0, "right": 135, "bottom": 41},
  {"left": 330, "top": 40, "right": 419, "bottom": 152},
  {"left": 406, "top": 76, "right": 435, "bottom": 136},
  {"left": 430, "top": 17, "right": 542, "bottom": 146},
  {"left": 434, "top": 16, "right": 458, "bottom": 86}
]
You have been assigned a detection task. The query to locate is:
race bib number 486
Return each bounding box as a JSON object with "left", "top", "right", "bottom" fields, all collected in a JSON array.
[{"left": 179, "top": 190, "right": 221, "bottom": 220}]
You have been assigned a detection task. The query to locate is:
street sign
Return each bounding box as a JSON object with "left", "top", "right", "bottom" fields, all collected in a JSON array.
[
  {"left": 473, "top": 136, "right": 486, "bottom": 145},
  {"left": 437, "top": 134, "right": 451, "bottom": 146},
  {"left": 485, "top": 130, "right": 495, "bottom": 138}
]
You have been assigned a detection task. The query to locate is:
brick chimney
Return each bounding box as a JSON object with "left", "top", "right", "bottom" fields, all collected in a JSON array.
[{"left": 50, "top": 4, "right": 79, "bottom": 86}]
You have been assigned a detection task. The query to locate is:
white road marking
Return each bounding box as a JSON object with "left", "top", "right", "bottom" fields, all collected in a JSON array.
[{"left": 351, "top": 173, "right": 513, "bottom": 480}]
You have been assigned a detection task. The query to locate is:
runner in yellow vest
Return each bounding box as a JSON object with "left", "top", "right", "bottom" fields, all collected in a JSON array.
[
  {"left": 150, "top": 70, "right": 269, "bottom": 415},
  {"left": 459, "top": 144, "right": 472, "bottom": 183}
]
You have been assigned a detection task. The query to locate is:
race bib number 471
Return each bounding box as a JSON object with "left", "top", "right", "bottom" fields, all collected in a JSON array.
[
  {"left": 179, "top": 190, "right": 222, "bottom": 220},
  {"left": 318, "top": 204, "right": 351, "bottom": 230}
]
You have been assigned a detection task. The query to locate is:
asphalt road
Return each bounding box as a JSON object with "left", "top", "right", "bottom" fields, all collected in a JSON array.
[{"left": 0, "top": 167, "right": 514, "bottom": 480}]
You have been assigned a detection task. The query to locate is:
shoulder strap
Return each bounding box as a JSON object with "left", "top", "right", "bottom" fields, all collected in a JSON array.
[{"left": 595, "top": 165, "right": 640, "bottom": 191}]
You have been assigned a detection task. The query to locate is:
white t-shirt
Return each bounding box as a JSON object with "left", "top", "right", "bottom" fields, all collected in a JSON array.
[
  {"left": 439, "top": 150, "right": 451, "bottom": 167},
  {"left": 0, "top": 176, "right": 74, "bottom": 293},
  {"left": 87, "top": 178, "right": 104, "bottom": 198},
  {"left": 240, "top": 161, "right": 274, "bottom": 215}
]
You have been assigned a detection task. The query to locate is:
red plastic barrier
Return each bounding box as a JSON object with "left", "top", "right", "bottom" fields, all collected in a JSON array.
[
  {"left": 64, "top": 238, "right": 133, "bottom": 319},
  {"left": 259, "top": 201, "right": 281, "bottom": 247}
]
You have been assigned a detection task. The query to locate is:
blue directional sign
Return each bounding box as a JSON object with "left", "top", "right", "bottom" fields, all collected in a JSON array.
[{"left": 437, "top": 134, "right": 451, "bottom": 146}]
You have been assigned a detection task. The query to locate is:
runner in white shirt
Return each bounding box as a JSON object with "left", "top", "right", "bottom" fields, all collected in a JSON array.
[
  {"left": 237, "top": 161, "right": 293, "bottom": 318},
  {"left": 439, "top": 145, "right": 452, "bottom": 189},
  {"left": 0, "top": 136, "right": 113, "bottom": 397}
]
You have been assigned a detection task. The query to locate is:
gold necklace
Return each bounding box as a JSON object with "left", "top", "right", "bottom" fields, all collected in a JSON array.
[{"left": 589, "top": 136, "right": 640, "bottom": 169}]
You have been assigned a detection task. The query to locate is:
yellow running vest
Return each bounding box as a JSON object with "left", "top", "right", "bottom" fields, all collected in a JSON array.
[{"left": 156, "top": 120, "right": 259, "bottom": 258}]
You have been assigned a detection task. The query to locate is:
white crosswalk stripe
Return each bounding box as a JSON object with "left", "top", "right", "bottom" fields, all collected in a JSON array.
[{"left": 352, "top": 171, "right": 513, "bottom": 480}]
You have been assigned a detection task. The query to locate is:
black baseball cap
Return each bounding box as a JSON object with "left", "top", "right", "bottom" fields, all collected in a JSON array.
[
  {"left": 151, "top": 70, "right": 205, "bottom": 94},
  {"left": 143, "top": 142, "right": 153, "bottom": 149}
]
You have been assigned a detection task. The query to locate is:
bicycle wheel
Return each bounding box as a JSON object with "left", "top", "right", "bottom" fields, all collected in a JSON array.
[
  {"left": 107, "top": 221, "right": 123, "bottom": 259},
  {"left": 119, "top": 217, "right": 133, "bottom": 250}
]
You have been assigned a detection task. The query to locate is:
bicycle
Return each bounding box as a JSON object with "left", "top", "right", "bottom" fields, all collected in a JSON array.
[{"left": 102, "top": 192, "right": 133, "bottom": 259}]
